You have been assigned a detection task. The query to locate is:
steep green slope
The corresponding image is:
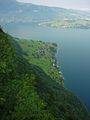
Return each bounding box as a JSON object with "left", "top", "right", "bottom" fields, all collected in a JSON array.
[
  {"left": 0, "top": 29, "right": 89, "bottom": 120},
  {"left": 15, "top": 39, "right": 64, "bottom": 85}
]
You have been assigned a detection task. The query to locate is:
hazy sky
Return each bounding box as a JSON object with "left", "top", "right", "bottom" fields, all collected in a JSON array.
[{"left": 17, "top": 0, "right": 90, "bottom": 10}]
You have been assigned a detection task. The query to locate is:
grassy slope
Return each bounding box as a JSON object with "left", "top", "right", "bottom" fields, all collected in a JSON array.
[
  {"left": 0, "top": 29, "right": 90, "bottom": 120},
  {"left": 16, "top": 39, "right": 63, "bottom": 85}
]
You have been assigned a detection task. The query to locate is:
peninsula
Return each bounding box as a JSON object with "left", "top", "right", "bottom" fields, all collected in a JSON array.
[{"left": 41, "top": 19, "right": 90, "bottom": 29}]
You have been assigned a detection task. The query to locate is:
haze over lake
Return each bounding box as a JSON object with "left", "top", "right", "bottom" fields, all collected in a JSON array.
[{"left": 3, "top": 22, "right": 90, "bottom": 111}]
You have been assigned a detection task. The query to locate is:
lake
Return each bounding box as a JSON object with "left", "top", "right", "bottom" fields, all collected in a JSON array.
[{"left": 3, "top": 22, "right": 90, "bottom": 111}]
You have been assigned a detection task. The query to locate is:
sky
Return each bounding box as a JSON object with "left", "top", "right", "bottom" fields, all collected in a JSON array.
[{"left": 17, "top": 0, "right": 90, "bottom": 10}]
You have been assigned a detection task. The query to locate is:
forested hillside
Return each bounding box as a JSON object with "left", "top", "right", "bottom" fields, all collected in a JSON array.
[{"left": 0, "top": 28, "right": 89, "bottom": 120}]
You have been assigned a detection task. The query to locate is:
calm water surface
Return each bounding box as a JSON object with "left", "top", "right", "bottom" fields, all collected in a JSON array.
[{"left": 3, "top": 23, "right": 90, "bottom": 111}]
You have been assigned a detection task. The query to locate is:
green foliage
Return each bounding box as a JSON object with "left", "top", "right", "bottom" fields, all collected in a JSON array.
[
  {"left": 11, "top": 75, "right": 55, "bottom": 120},
  {"left": 0, "top": 32, "right": 16, "bottom": 81},
  {"left": 0, "top": 29, "right": 89, "bottom": 120}
]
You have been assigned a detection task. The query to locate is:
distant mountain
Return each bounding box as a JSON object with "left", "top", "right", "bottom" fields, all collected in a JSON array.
[
  {"left": 0, "top": 0, "right": 18, "bottom": 11},
  {"left": 0, "top": 0, "right": 16, "bottom": 4},
  {"left": 0, "top": 1, "right": 90, "bottom": 24}
]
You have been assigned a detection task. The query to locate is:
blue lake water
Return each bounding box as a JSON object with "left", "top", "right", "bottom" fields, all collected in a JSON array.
[{"left": 3, "top": 23, "right": 90, "bottom": 111}]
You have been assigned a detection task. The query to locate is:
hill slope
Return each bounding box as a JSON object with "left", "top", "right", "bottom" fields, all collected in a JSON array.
[{"left": 0, "top": 28, "right": 90, "bottom": 120}]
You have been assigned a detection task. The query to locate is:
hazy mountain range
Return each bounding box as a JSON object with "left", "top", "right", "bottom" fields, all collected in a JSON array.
[{"left": 0, "top": 0, "right": 90, "bottom": 24}]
